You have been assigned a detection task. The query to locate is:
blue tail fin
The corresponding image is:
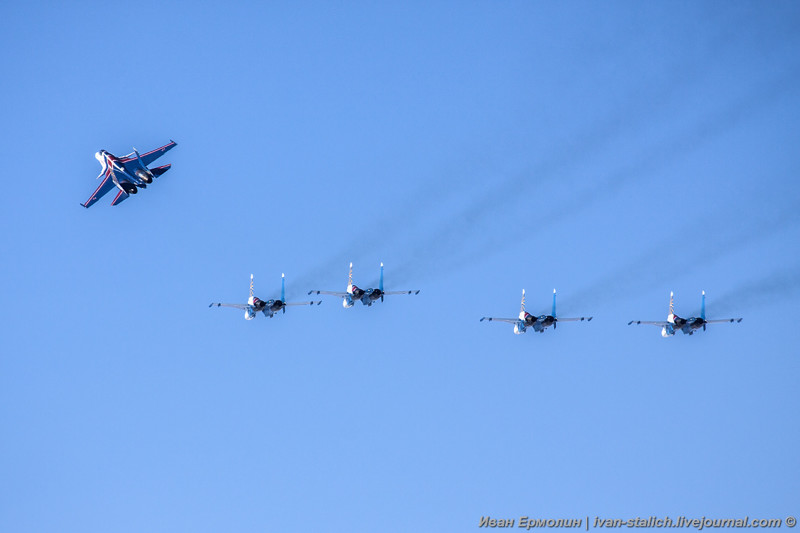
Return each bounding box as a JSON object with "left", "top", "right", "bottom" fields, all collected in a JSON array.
[
  {"left": 701, "top": 290, "right": 706, "bottom": 320},
  {"left": 281, "top": 273, "right": 286, "bottom": 313},
  {"left": 133, "top": 147, "right": 146, "bottom": 170},
  {"left": 379, "top": 262, "right": 384, "bottom": 302},
  {"left": 552, "top": 289, "right": 557, "bottom": 317}
]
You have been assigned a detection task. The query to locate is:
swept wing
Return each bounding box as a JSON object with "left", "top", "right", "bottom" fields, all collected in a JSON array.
[
  {"left": 308, "top": 290, "right": 349, "bottom": 297},
  {"left": 119, "top": 140, "right": 177, "bottom": 168},
  {"left": 480, "top": 317, "right": 519, "bottom": 324},
  {"left": 384, "top": 290, "right": 420, "bottom": 295},
  {"left": 81, "top": 168, "right": 115, "bottom": 208},
  {"left": 209, "top": 302, "right": 250, "bottom": 310}
]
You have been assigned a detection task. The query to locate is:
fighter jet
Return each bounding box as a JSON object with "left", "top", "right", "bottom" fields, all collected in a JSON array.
[
  {"left": 81, "top": 140, "right": 177, "bottom": 208},
  {"left": 210, "top": 274, "right": 321, "bottom": 320},
  {"left": 628, "top": 291, "right": 742, "bottom": 336},
  {"left": 308, "top": 262, "right": 419, "bottom": 307},
  {"left": 480, "top": 289, "right": 592, "bottom": 334}
]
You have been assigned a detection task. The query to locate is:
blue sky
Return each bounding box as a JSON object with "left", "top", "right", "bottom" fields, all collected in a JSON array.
[{"left": 1, "top": 2, "right": 799, "bottom": 532}]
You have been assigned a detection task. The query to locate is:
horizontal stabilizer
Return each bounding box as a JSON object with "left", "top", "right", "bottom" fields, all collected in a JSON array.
[
  {"left": 110, "top": 189, "right": 129, "bottom": 206},
  {"left": 150, "top": 164, "right": 171, "bottom": 177}
]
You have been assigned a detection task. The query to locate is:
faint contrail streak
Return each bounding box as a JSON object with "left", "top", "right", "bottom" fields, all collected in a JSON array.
[
  {"left": 288, "top": 71, "right": 684, "bottom": 295},
  {"left": 709, "top": 264, "right": 800, "bottom": 315},
  {"left": 390, "top": 63, "right": 800, "bottom": 287},
  {"left": 559, "top": 201, "right": 800, "bottom": 313},
  {"left": 292, "top": 19, "right": 800, "bottom": 293}
]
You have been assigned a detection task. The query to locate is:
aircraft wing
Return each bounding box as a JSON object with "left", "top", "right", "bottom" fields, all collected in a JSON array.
[
  {"left": 556, "top": 316, "right": 593, "bottom": 322},
  {"left": 308, "top": 290, "right": 348, "bottom": 297},
  {"left": 480, "top": 317, "right": 519, "bottom": 324},
  {"left": 119, "top": 140, "right": 177, "bottom": 168},
  {"left": 705, "top": 318, "right": 743, "bottom": 324},
  {"left": 384, "top": 290, "right": 420, "bottom": 295},
  {"left": 285, "top": 301, "right": 322, "bottom": 306},
  {"left": 81, "top": 168, "right": 115, "bottom": 208},
  {"left": 627, "top": 320, "right": 670, "bottom": 326},
  {"left": 209, "top": 302, "right": 249, "bottom": 310}
]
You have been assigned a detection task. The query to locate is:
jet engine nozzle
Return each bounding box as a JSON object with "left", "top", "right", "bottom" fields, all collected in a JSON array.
[{"left": 135, "top": 169, "right": 153, "bottom": 183}]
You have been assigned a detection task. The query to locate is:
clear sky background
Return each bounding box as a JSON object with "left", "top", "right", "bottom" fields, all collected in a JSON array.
[{"left": 1, "top": 2, "right": 799, "bottom": 532}]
